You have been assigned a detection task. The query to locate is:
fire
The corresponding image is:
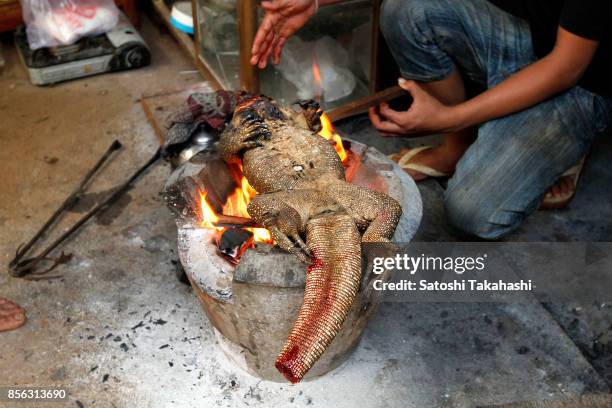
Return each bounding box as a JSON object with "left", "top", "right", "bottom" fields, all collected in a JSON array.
[
  {"left": 223, "top": 170, "right": 273, "bottom": 243},
  {"left": 312, "top": 53, "right": 323, "bottom": 101},
  {"left": 311, "top": 52, "right": 347, "bottom": 163},
  {"left": 198, "top": 167, "right": 273, "bottom": 248},
  {"left": 318, "top": 112, "right": 348, "bottom": 163},
  {"left": 199, "top": 191, "right": 222, "bottom": 231},
  {"left": 198, "top": 114, "right": 348, "bottom": 259}
]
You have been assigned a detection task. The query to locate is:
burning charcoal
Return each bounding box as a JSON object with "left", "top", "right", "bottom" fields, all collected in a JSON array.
[{"left": 218, "top": 228, "right": 254, "bottom": 264}]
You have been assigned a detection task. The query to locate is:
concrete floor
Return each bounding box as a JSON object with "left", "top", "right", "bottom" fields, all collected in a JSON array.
[{"left": 1, "top": 18, "right": 610, "bottom": 408}]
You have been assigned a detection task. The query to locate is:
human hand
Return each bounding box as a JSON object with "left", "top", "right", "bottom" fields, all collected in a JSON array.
[
  {"left": 369, "top": 78, "right": 462, "bottom": 136},
  {"left": 250, "top": 0, "right": 317, "bottom": 69}
]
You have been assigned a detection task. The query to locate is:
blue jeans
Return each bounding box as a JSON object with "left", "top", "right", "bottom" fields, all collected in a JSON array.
[{"left": 381, "top": 0, "right": 612, "bottom": 239}]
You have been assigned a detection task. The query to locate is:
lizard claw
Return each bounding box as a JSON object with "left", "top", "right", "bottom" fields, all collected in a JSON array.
[
  {"left": 291, "top": 233, "right": 310, "bottom": 257},
  {"left": 237, "top": 108, "right": 272, "bottom": 141},
  {"left": 243, "top": 123, "right": 272, "bottom": 140},
  {"left": 294, "top": 99, "right": 320, "bottom": 112},
  {"left": 248, "top": 196, "right": 311, "bottom": 263},
  {"left": 269, "top": 226, "right": 311, "bottom": 264},
  {"left": 243, "top": 140, "right": 264, "bottom": 149},
  {"left": 289, "top": 247, "right": 312, "bottom": 264}
]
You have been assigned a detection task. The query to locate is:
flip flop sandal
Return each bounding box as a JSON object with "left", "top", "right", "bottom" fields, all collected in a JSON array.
[
  {"left": 389, "top": 146, "right": 451, "bottom": 179},
  {"left": 540, "top": 157, "right": 586, "bottom": 210}
]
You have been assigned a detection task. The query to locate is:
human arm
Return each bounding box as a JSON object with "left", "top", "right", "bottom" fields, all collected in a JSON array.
[
  {"left": 369, "top": 27, "right": 600, "bottom": 135},
  {"left": 250, "top": 0, "right": 344, "bottom": 68}
]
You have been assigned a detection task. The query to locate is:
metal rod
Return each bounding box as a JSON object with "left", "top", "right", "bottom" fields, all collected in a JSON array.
[
  {"left": 9, "top": 140, "right": 122, "bottom": 269},
  {"left": 10, "top": 148, "right": 160, "bottom": 277}
]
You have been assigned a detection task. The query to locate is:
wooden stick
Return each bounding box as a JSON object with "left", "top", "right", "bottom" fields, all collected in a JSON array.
[
  {"left": 237, "top": 0, "right": 259, "bottom": 93},
  {"left": 327, "top": 85, "right": 405, "bottom": 122},
  {"left": 214, "top": 214, "right": 261, "bottom": 228}
]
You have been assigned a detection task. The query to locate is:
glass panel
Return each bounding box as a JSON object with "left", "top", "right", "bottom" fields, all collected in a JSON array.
[
  {"left": 259, "top": 0, "right": 373, "bottom": 110},
  {"left": 195, "top": 0, "right": 240, "bottom": 89},
  {"left": 195, "top": 0, "right": 374, "bottom": 110}
]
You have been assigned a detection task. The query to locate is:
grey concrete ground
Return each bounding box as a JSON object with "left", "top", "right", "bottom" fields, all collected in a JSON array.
[
  {"left": 1, "top": 18, "right": 610, "bottom": 408},
  {"left": 337, "top": 115, "right": 612, "bottom": 390}
]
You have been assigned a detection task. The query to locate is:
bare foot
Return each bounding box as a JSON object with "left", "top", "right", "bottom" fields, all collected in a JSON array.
[
  {"left": 0, "top": 298, "right": 26, "bottom": 332},
  {"left": 541, "top": 173, "right": 578, "bottom": 210}
]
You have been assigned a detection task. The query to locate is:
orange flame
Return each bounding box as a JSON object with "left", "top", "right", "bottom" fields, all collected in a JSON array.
[
  {"left": 198, "top": 114, "right": 348, "bottom": 258},
  {"left": 318, "top": 112, "right": 348, "bottom": 163},
  {"left": 224, "top": 170, "right": 273, "bottom": 243},
  {"left": 199, "top": 191, "right": 222, "bottom": 231},
  {"left": 198, "top": 167, "right": 273, "bottom": 249},
  {"left": 312, "top": 53, "right": 323, "bottom": 101},
  {"left": 311, "top": 52, "right": 348, "bottom": 163}
]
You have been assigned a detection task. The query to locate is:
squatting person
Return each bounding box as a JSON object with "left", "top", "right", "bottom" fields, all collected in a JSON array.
[{"left": 250, "top": 0, "right": 612, "bottom": 240}]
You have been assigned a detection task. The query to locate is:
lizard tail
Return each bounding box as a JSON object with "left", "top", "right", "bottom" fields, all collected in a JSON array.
[{"left": 275, "top": 213, "right": 362, "bottom": 383}]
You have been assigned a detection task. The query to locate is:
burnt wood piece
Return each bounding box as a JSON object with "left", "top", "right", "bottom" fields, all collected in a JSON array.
[
  {"left": 164, "top": 150, "right": 237, "bottom": 224},
  {"left": 214, "top": 214, "right": 259, "bottom": 228}
]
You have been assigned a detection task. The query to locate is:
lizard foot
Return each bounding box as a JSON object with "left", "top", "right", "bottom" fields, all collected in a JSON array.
[
  {"left": 294, "top": 99, "right": 322, "bottom": 132},
  {"left": 248, "top": 197, "right": 311, "bottom": 263},
  {"left": 236, "top": 109, "right": 272, "bottom": 150},
  {"left": 219, "top": 113, "right": 271, "bottom": 159},
  {"left": 269, "top": 225, "right": 311, "bottom": 263}
]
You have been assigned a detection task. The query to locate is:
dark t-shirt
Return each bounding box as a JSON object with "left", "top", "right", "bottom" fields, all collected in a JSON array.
[{"left": 488, "top": 0, "right": 612, "bottom": 99}]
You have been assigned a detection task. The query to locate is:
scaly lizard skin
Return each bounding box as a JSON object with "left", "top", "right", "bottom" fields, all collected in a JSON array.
[
  {"left": 168, "top": 91, "right": 402, "bottom": 383},
  {"left": 219, "top": 92, "right": 402, "bottom": 383}
]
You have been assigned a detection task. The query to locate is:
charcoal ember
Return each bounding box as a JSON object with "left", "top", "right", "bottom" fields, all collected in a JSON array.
[
  {"left": 217, "top": 229, "right": 254, "bottom": 264},
  {"left": 163, "top": 149, "right": 236, "bottom": 225}
]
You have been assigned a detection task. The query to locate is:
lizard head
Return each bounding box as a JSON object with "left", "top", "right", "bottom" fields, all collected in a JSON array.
[{"left": 233, "top": 94, "right": 286, "bottom": 126}]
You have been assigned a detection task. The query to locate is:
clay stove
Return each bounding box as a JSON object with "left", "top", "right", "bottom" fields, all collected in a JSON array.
[{"left": 164, "top": 120, "right": 422, "bottom": 382}]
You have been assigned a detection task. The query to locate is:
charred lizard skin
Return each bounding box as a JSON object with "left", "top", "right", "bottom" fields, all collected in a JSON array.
[{"left": 171, "top": 91, "right": 402, "bottom": 383}]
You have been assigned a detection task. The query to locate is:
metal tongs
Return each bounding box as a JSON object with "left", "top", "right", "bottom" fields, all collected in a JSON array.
[{"left": 8, "top": 140, "right": 160, "bottom": 279}]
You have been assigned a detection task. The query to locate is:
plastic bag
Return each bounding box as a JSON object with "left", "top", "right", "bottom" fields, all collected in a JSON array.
[
  {"left": 21, "top": 0, "right": 120, "bottom": 50},
  {"left": 277, "top": 36, "right": 357, "bottom": 103}
]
